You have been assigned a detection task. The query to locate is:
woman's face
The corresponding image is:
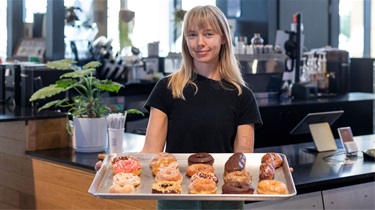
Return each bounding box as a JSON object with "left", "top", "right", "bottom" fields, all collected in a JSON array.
[{"left": 185, "top": 24, "right": 224, "bottom": 65}]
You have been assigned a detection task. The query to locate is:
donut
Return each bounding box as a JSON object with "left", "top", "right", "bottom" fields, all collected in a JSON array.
[
  {"left": 112, "top": 155, "right": 138, "bottom": 165},
  {"left": 152, "top": 181, "right": 182, "bottom": 194},
  {"left": 257, "top": 180, "right": 287, "bottom": 194},
  {"left": 222, "top": 182, "right": 255, "bottom": 194},
  {"left": 155, "top": 166, "right": 183, "bottom": 182},
  {"left": 224, "top": 152, "right": 246, "bottom": 174},
  {"left": 188, "top": 152, "right": 214, "bottom": 165},
  {"left": 109, "top": 182, "right": 135, "bottom": 193},
  {"left": 270, "top": 153, "right": 283, "bottom": 168},
  {"left": 224, "top": 171, "right": 252, "bottom": 184},
  {"left": 149, "top": 152, "right": 177, "bottom": 168},
  {"left": 113, "top": 172, "right": 141, "bottom": 187},
  {"left": 259, "top": 163, "right": 275, "bottom": 180},
  {"left": 190, "top": 172, "right": 218, "bottom": 183},
  {"left": 186, "top": 163, "right": 214, "bottom": 177},
  {"left": 112, "top": 158, "right": 142, "bottom": 176},
  {"left": 261, "top": 153, "right": 275, "bottom": 168},
  {"left": 189, "top": 178, "right": 217, "bottom": 194},
  {"left": 151, "top": 157, "right": 179, "bottom": 176}
]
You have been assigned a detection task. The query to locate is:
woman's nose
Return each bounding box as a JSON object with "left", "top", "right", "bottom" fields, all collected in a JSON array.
[{"left": 197, "top": 35, "right": 206, "bottom": 46}]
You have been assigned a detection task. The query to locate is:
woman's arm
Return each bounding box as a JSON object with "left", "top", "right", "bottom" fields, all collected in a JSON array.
[
  {"left": 234, "top": 124, "right": 255, "bottom": 153},
  {"left": 140, "top": 107, "right": 168, "bottom": 154}
]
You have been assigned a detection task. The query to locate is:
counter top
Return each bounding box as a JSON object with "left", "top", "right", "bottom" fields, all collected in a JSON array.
[
  {"left": 0, "top": 104, "right": 66, "bottom": 122},
  {"left": 257, "top": 92, "right": 374, "bottom": 107},
  {"left": 26, "top": 133, "right": 375, "bottom": 194},
  {"left": 1, "top": 92, "right": 372, "bottom": 122}
]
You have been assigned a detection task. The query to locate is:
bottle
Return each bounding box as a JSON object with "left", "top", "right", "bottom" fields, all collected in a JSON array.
[
  {"left": 318, "top": 52, "right": 329, "bottom": 92},
  {"left": 251, "top": 33, "right": 264, "bottom": 46},
  {"left": 280, "top": 80, "right": 290, "bottom": 101}
]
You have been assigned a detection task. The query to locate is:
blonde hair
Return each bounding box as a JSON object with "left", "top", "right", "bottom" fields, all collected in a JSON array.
[{"left": 168, "top": 5, "right": 244, "bottom": 99}]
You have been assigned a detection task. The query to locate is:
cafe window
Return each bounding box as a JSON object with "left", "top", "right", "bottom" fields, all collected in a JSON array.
[
  {"left": 107, "top": 0, "right": 216, "bottom": 56},
  {"left": 0, "top": 0, "right": 7, "bottom": 60},
  {"left": 339, "top": 0, "right": 374, "bottom": 58}
]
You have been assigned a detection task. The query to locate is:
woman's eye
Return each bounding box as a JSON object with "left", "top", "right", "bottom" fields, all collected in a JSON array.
[
  {"left": 187, "top": 33, "right": 197, "bottom": 38},
  {"left": 205, "top": 32, "right": 214, "bottom": 37}
]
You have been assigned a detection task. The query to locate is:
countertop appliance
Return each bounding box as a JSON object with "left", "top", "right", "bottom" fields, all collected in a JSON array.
[
  {"left": 237, "top": 54, "right": 287, "bottom": 99},
  {"left": 312, "top": 48, "right": 350, "bottom": 95},
  {"left": 0, "top": 63, "right": 69, "bottom": 108}
]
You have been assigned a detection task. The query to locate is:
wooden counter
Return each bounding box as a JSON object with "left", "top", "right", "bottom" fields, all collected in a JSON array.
[
  {"left": 0, "top": 106, "right": 155, "bottom": 209},
  {"left": 26, "top": 133, "right": 375, "bottom": 209}
]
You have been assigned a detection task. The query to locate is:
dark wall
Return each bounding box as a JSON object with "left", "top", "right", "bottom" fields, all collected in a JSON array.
[
  {"left": 350, "top": 58, "right": 375, "bottom": 93},
  {"left": 217, "top": 0, "right": 339, "bottom": 50},
  {"left": 216, "top": 0, "right": 276, "bottom": 45}
]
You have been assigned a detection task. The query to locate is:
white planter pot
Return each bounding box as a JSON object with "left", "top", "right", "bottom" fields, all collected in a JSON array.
[{"left": 72, "top": 117, "right": 107, "bottom": 153}]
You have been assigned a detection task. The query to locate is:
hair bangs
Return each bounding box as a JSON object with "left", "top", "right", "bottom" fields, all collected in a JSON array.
[{"left": 183, "top": 6, "right": 223, "bottom": 37}]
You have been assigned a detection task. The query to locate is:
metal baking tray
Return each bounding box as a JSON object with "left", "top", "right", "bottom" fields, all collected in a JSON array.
[{"left": 88, "top": 153, "right": 296, "bottom": 201}]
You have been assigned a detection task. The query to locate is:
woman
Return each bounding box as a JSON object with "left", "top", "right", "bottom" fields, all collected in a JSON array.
[{"left": 141, "top": 5, "right": 262, "bottom": 210}]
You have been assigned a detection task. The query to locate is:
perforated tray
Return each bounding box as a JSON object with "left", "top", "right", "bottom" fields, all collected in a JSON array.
[{"left": 88, "top": 153, "right": 296, "bottom": 201}]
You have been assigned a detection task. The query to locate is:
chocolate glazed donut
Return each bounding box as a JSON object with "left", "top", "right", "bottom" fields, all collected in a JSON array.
[
  {"left": 224, "top": 152, "right": 246, "bottom": 173},
  {"left": 188, "top": 152, "right": 214, "bottom": 165},
  {"left": 222, "top": 182, "right": 254, "bottom": 194}
]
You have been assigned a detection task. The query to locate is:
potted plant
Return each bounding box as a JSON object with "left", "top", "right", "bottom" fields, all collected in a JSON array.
[{"left": 29, "top": 59, "right": 126, "bottom": 153}]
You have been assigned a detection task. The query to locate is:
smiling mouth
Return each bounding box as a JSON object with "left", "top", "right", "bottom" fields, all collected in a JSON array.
[{"left": 196, "top": 50, "right": 209, "bottom": 55}]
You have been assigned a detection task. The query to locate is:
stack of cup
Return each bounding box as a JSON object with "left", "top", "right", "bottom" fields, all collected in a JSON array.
[{"left": 106, "top": 112, "right": 127, "bottom": 154}]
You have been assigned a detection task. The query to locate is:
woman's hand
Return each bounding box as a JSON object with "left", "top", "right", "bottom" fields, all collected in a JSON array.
[
  {"left": 95, "top": 160, "right": 102, "bottom": 171},
  {"left": 94, "top": 154, "right": 106, "bottom": 171}
]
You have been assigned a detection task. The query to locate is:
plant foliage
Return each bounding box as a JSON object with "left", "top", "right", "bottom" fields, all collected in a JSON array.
[{"left": 29, "top": 59, "right": 124, "bottom": 118}]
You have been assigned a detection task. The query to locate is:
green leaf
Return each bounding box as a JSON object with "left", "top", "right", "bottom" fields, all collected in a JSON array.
[
  {"left": 46, "top": 59, "right": 77, "bottom": 70},
  {"left": 37, "top": 100, "right": 63, "bottom": 111},
  {"left": 126, "top": 109, "right": 144, "bottom": 116},
  {"left": 60, "top": 69, "right": 96, "bottom": 79},
  {"left": 83, "top": 61, "right": 102, "bottom": 70},
  {"left": 55, "top": 79, "right": 77, "bottom": 88},
  {"left": 96, "top": 80, "right": 124, "bottom": 92},
  {"left": 29, "top": 85, "right": 66, "bottom": 101}
]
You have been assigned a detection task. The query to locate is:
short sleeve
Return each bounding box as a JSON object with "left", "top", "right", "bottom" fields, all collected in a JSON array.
[
  {"left": 144, "top": 77, "right": 171, "bottom": 114},
  {"left": 238, "top": 86, "right": 263, "bottom": 128}
]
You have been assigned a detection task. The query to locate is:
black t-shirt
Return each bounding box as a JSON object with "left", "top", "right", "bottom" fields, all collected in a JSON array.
[{"left": 144, "top": 74, "right": 263, "bottom": 153}]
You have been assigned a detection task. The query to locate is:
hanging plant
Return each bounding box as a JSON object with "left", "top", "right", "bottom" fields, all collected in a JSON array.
[{"left": 119, "top": 9, "right": 135, "bottom": 49}]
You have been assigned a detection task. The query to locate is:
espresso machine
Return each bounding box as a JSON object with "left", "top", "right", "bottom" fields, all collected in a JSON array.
[{"left": 320, "top": 48, "right": 350, "bottom": 95}]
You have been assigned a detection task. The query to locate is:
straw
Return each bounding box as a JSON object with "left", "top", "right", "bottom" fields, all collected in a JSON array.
[{"left": 106, "top": 112, "right": 127, "bottom": 129}]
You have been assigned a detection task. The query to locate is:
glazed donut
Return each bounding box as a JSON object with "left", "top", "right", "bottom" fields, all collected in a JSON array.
[
  {"left": 189, "top": 178, "right": 217, "bottom": 194},
  {"left": 152, "top": 181, "right": 182, "bottom": 194},
  {"left": 257, "top": 180, "right": 287, "bottom": 194},
  {"left": 270, "top": 153, "right": 283, "bottom": 168},
  {"left": 188, "top": 152, "right": 214, "bottom": 165},
  {"left": 224, "top": 171, "right": 252, "bottom": 184},
  {"left": 259, "top": 163, "right": 275, "bottom": 180},
  {"left": 109, "top": 182, "right": 135, "bottom": 193},
  {"left": 149, "top": 152, "right": 177, "bottom": 168},
  {"left": 190, "top": 172, "right": 218, "bottom": 183},
  {"left": 112, "top": 158, "right": 142, "bottom": 176},
  {"left": 113, "top": 172, "right": 141, "bottom": 187},
  {"left": 224, "top": 152, "right": 246, "bottom": 174},
  {"left": 151, "top": 158, "right": 179, "bottom": 176},
  {"left": 222, "top": 182, "right": 255, "bottom": 194},
  {"left": 186, "top": 163, "right": 214, "bottom": 177},
  {"left": 155, "top": 166, "right": 183, "bottom": 182},
  {"left": 261, "top": 153, "right": 275, "bottom": 168}
]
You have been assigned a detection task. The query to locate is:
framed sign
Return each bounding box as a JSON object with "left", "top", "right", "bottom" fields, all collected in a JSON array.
[{"left": 14, "top": 38, "right": 45, "bottom": 58}]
